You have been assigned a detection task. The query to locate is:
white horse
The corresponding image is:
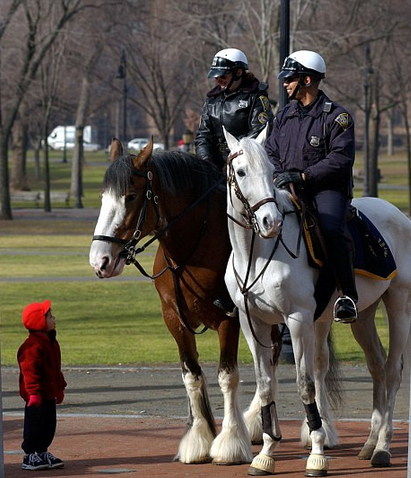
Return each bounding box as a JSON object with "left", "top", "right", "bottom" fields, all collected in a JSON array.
[{"left": 223, "top": 128, "right": 411, "bottom": 476}]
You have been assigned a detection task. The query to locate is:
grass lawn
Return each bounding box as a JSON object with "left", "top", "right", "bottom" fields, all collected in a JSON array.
[{"left": 1, "top": 149, "right": 406, "bottom": 366}]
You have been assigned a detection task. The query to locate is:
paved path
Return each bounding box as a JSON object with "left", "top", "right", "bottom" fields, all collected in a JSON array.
[
  {"left": 2, "top": 364, "right": 409, "bottom": 420},
  {"left": 3, "top": 364, "right": 409, "bottom": 477}
]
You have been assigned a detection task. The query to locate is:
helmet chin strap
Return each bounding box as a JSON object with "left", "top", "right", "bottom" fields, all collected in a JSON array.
[
  {"left": 225, "top": 69, "right": 243, "bottom": 91},
  {"left": 289, "top": 76, "right": 309, "bottom": 100}
]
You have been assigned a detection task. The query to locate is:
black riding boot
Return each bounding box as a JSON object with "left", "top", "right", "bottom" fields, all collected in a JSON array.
[
  {"left": 213, "top": 285, "right": 238, "bottom": 318},
  {"left": 327, "top": 234, "right": 358, "bottom": 323}
]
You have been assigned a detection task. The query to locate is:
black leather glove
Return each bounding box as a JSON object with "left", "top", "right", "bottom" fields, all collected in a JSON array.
[{"left": 274, "top": 171, "right": 303, "bottom": 189}]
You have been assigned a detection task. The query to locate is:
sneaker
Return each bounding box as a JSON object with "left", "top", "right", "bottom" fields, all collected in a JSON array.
[
  {"left": 333, "top": 296, "right": 358, "bottom": 323},
  {"left": 22, "top": 452, "right": 49, "bottom": 470},
  {"left": 41, "top": 451, "right": 64, "bottom": 469}
]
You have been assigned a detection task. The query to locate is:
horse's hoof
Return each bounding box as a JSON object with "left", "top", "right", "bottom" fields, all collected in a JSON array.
[
  {"left": 175, "top": 454, "right": 212, "bottom": 464},
  {"left": 371, "top": 450, "right": 391, "bottom": 467},
  {"left": 248, "top": 454, "right": 275, "bottom": 475},
  {"left": 357, "top": 444, "right": 374, "bottom": 460},
  {"left": 305, "top": 454, "right": 328, "bottom": 477},
  {"left": 248, "top": 466, "right": 273, "bottom": 476},
  {"left": 212, "top": 459, "right": 246, "bottom": 466}
]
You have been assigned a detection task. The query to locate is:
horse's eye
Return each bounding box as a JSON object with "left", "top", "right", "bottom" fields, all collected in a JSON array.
[
  {"left": 125, "top": 194, "right": 137, "bottom": 203},
  {"left": 237, "top": 169, "right": 246, "bottom": 177}
]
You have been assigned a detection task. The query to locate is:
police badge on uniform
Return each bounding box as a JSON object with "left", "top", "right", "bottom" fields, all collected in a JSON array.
[
  {"left": 259, "top": 95, "right": 270, "bottom": 112},
  {"left": 310, "top": 135, "right": 320, "bottom": 147},
  {"left": 335, "top": 112, "right": 351, "bottom": 130},
  {"left": 238, "top": 99, "right": 248, "bottom": 108},
  {"left": 258, "top": 112, "right": 269, "bottom": 124}
]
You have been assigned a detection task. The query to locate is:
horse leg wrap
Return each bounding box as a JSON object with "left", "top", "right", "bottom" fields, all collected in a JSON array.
[
  {"left": 261, "top": 401, "right": 282, "bottom": 441},
  {"left": 304, "top": 402, "right": 322, "bottom": 432}
]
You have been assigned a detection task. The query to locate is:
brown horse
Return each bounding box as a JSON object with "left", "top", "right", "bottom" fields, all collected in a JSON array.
[{"left": 89, "top": 138, "right": 256, "bottom": 464}]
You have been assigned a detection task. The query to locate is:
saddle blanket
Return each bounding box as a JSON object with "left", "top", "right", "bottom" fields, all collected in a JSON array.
[{"left": 349, "top": 209, "right": 397, "bottom": 281}]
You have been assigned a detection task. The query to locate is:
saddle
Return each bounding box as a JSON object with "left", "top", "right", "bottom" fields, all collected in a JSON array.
[
  {"left": 289, "top": 188, "right": 397, "bottom": 280},
  {"left": 289, "top": 187, "right": 397, "bottom": 319}
]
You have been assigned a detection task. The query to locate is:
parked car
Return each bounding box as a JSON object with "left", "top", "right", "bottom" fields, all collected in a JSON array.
[{"left": 127, "top": 137, "right": 164, "bottom": 152}]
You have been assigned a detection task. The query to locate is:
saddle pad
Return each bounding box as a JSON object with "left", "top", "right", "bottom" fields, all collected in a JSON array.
[{"left": 348, "top": 209, "right": 397, "bottom": 281}]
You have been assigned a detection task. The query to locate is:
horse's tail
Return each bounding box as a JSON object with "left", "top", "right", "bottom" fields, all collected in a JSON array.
[{"left": 325, "top": 329, "right": 343, "bottom": 410}]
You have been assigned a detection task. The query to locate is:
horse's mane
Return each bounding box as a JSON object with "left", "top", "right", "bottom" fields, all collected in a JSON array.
[
  {"left": 103, "top": 150, "right": 222, "bottom": 198},
  {"left": 237, "top": 137, "right": 293, "bottom": 212}
]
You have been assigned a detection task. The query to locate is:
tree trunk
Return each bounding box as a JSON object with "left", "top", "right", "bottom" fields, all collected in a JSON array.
[
  {"left": 70, "top": 125, "right": 84, "bottom": 208},
  {"left": 0, "top": 131, "right": 12, "bottom": 219},
  {"left": 34, "top": 136, "right": 41, "bottom": 179},
  {"left": 362, "top": 44, "right": 372, "bottom": 197},
  {"left": 369, "top": 75, "right": 380, "bottom": 198},
  {"left": 400, "top": 103, "right": 411, "bottom": 215},
  {"left": 11, "top": 116, "right": 29, "bottom": 190},
  {"left": 70, "top": 48, "right": 100, "bottom": 206},
  {"left": 43, "top": 124, "right": 51, "bottom": 212},
  {"left": 386, "top": 110, "right": 394, "bottom": 157}
]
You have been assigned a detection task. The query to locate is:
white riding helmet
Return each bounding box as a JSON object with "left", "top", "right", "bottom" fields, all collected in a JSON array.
[
  {"left": 278, "top": 50, "right": 326, "bottom": 79},
  {"left": 208, "top": 48, "right": 248, "bottom": 78}
]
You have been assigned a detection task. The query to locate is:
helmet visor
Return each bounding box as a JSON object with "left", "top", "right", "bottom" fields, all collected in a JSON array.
[
  {"left": 278, "top": 69, "right": 299, "bottom": 79},
  {"left": 207, "top": 67, "right": 232, "bottom": 78}
]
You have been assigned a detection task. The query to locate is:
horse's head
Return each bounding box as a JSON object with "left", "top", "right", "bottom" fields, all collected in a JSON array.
[
  {"left": 89, "top": 137, "right": 156, "bottom": 278},
  {"left": 224, "top": 127, "right": 283, "bottom": 238}
]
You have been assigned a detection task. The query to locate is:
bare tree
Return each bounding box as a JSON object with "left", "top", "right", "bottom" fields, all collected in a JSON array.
[
  {"left": 123, "top": 1, "right": 197, "bottom": 148},
  {"left": 0, "top": 0, "right": 105, "bottom": 220}
]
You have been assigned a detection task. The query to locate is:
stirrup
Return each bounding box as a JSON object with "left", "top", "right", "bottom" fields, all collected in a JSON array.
[
  {"left": 333, "top": 295, "right": 358, "bottom": 324},
  {"left": 213, "top": 298, "right": 238, "bottom": 318}
]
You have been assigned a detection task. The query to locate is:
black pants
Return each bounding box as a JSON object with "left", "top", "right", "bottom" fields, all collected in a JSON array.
[
  {"left": 312, "top": 190, "right": 358, "bottom": 301},
  {"left": 22, "top": 399, "right": 56, "bottom": 454}
]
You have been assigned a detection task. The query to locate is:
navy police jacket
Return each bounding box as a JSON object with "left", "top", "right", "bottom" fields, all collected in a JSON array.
[
  {"left": 265, "top": 90, "right": 355, "bottom": 196},
  {"left": 195, "top": 73, "right": 273, "bottom": 170}
]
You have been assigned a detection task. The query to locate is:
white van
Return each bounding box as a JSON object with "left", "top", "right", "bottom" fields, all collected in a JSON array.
[{"left": 47, "top": 126, "right": 100, "bottom": 151}]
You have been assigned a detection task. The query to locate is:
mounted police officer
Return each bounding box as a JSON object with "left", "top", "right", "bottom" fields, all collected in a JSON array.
[
  {"left": 195, "top": 48, "right": 273, "bottom": 171},
  {"left": 265, "top": 50, "right": 358, "bottom": 323},
  {"left": 195, "top": 48, "right": 273, "bottom": 316}
]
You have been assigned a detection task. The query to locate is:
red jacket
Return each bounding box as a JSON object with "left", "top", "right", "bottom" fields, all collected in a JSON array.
[{"left": 17, "top": 330, "right": 66, "bottom": 402}]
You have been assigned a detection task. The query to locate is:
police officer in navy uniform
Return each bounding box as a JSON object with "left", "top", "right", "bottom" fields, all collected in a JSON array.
[
  {"left": 195, "top": 48, "right": 273, "bottom": 171},
  {"left": 265, "top": 50, "right": 358, "bottom": 323}
]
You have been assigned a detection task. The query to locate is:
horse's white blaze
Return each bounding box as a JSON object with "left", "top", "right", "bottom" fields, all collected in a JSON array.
[
  {"left": 210, "top": 369, "right": 253, "bottom": 463},
  {"left": 89, "top": 191, "right": 127, "bottom": 278}
]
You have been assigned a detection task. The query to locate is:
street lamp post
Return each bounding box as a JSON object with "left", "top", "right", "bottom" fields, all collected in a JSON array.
[
  {"left": 279, "top": 0, "right": 290, "bottom": 110},
  {"left": 278, "top": 0, "right": 294, "bottom": 364},
  {"left": 116, "top": 49, "right": 128, "bottom": 143}
]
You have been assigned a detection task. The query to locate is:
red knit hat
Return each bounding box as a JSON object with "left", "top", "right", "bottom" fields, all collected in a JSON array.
[{"left": 22, "top": 300, "right": 52, "bottom": 331}]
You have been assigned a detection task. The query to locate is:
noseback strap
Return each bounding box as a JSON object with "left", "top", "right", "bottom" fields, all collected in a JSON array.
[
  {"left": 250, "top": 197, "right": 277, "bottom": 212},
  {"left": 92, "top": 235, "right": 128, "bottom": 245}
]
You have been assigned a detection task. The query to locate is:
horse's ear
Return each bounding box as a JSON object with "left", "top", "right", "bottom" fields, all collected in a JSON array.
[
  {"left": 133, "top": 136, "right": 153, "bottom": 168},
  {"left": 222, "top": 127, "right": 239, "bottom": 152},
  {"left": 255, "top": 124, "right": 269, "bottom": 145},
  {"left": 109, "top": 138, "right": 123, "bottom": 161}
]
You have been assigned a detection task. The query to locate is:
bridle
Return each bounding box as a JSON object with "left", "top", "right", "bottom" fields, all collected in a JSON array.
[
  {"left": 92, "top": 168, "right": 161, "bottom": 267},
  {"left": 226, "top": 149, "right": 278, "bottom": 234}
]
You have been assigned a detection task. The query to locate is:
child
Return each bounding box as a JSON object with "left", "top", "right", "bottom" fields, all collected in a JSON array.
[{"left": 17, "top": 300, "right": 67, "bottom": 471}]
